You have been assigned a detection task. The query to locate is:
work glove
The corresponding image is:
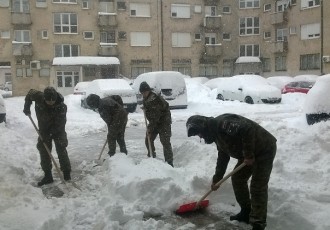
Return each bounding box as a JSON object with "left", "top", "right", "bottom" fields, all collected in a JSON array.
[{"left": 23, "top": 107, "right": 31, "bottom": 116}]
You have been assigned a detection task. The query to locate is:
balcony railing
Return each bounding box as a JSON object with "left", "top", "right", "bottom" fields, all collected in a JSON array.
[
  {"left": 11, "top": 12, "right": 32, "bottom": 25},
  {"left": 98, "top": 14, "right": 117, "bottom": 27},
  {"left": 12, "top": 43, "right": 33, "bottom": 56},
  {"left": 270, "top": 11, "right": 288, "bottom": 25},
  {"left": 205, "top": 44, "right": 222, "bottom": 56},
  {"left": 204, "top": 16, "right": 221, "bottom": 29},
  {"left": 272, "top": 41, "right": 288, "bottom": 53},
  {"left": 98, "top": 45, "right": 118, "bottom": 56}
]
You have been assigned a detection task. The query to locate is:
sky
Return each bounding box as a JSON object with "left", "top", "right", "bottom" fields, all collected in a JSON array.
[{"left": 0, "top": 78, "right": 330, "bottom": 230}]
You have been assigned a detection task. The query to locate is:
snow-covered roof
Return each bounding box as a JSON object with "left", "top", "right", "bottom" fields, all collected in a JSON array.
[
  {"left": 52, "top": 56, "right": 120, "bottom": 66},
  {"left": 235, "top": 56, "right": 261, "bottom": 64}
]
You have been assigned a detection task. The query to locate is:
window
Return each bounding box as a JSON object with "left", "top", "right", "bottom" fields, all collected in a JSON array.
[
  {"left": 172, "top": 33, "right": 191, "bottom": 48},
  {"left": 99, "top": 0, "right": 115, "bottom": 13},
  {"left": 300, "top": 54, "right": 320, "bottom": 70},
  {"left": 57, "top": 71, "right": 79, "bottom": 88},
  {"left": 264, "top": 3, "right": 271, "bottom": 12},
  {"left": 53, "top": 0, "right": 77, "bottom": 3},
  {"left": 82, "top": 0, "right": 88, "bottom": 9},
  {"left": 118, "top": 31, "right": 126, "bottom": 40},
  {"left": 83, "top": 31, "right": 94, "bottom": 40},
  {"left": 240, "top": 17, "right": 259, "bottom": 35},
  {"left": 223, "top": 33, "right": 231, "bottom": 40},
  {"left": 12, "top": 0, "right": 29, "bottom": 13},
  {"left": 222, "top": 6, "right": 231, "bottom": 14},
  {"left": 301, "top": 0, "right": 320, "bottom": 9},
  {"left": 199, "top": 65, "right": 217, "bottom": 77},
  {"left": 14, "top": 30, "right": 30, "bottom": 42},
  {"left": 262, "top": 58, "right": 271, "bottom": 72},
  {"left": 275, "top": 56, "right": 287, "bottom": 71},
  {"left": 223, "top": 59, "right": 233, "bottom": 77},
  {"left": 0, "top": 0, "right": 10, "bottom": 7},
  {"left": 239, "top": 0, "right": 260, "bottom": 9},
  {"left": 54, "top": 13, "right": 78, "bottom": 34},
  {"left": 117, "top": 1, "right": 126, "bottom": 10},
  {"left": 171, "top": 4, "right": 190, "bottom": 18},
  {"left": 276, "top": 0, "right": 287, "bottom": 12},
  {"left": 0, "top": 30, "right": 10, "bottom": 39},
  {"left": 172, "top": 66, "right": 191, "bottom": 76},
  {"left": 240, "top": 44, "right": 259, "bottom": 57},
  {"left": 264, "top": 31, "right": 271, "bottom": 39},
  {"left": 16, "top": 68, "right": 23, "bottom": 77},
  {"left": 195, "top": 33, "right": 201, "bottom": 41},
  {"left": 54, "top": 44, "right": 79, "bottom": 57},
  {"left": 290, "top": 26, "right": 297, "bottom": 35},
  {"left": 100, "top": 31, "right": 115, "bottom": 43},
  {"left": 130, "top": 32, "right": 151, "bottom": 46},
  {"left": 131, "top": 67, "right": 151, "bottom": 78},
  {"left": 41, "top": 30, "right": 48, "bottom": 39},
  {"left": 205, "top": 6, "right": 216, "bottom": 16},
  {"left": 83, "top": 66, "right": 96, "bottom": 77},
  {"left": 205, "top": 33, "right": 216, "bottom": 44},
  {"left": 301, "top": 23, "right": 320, "bottom": 40},
  {"left": 276, "top": 28, "right": 288, "bottom": 41},
  {"left": 130, "top": 3, "right": 150, "bottom": 17}
]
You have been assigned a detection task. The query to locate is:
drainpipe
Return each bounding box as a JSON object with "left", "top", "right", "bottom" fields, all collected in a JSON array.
[
  {"left": 321, "top": 0, "right": 324, "bottom": 75},
  {"left": 160, "top": 0, "right": 164, "bottom": 71}
]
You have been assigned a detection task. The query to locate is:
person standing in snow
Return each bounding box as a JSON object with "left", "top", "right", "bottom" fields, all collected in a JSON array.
[
  {"left": 86, "top": 94, "right": 128, "bottom": 156},
  {"left": 186, "top": 113, "right": 276, "bottom": 230},
  {"left": 139, "top": 81, "right": 174, "bottom": 167},
  {"left": 23, "top": 87, "right": 71, "bottom": 186}
]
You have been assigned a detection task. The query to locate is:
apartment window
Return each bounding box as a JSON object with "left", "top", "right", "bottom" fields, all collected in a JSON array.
[
  {"left": 83, "top": 31, "right": 94, "bottom": 40},
  {"left": 99, "top": 0, "right": 115, "bottom": 13},
  {"left": 300, "top": 54, "right": 320, "bottom": 70},
  {"left": 264, "top": 3, "right": 271, "bottom": 12},
  {"left": 262, "top": 58, "right": 271, "bottom": 72},
  {"left": 205, "top": 6, "right": 216, "bottom": 16},
  {"left": 54, "top": 13, "right": 78, "bottom": 34},
  {"left": 223, "top": 33, "right": 231, "bottom": 41},
  {"left": 57, "top": 71, "right": 79, "bottom": 88},
  {"left": 301, "top": 0, "right": 320, "bottom": 9},
  {"left": 12, "top": 0, "right": 29, "bottom": 13},
  {"left": 240, "top": 17, "right": 259, "bottom": 35},
  {"left": 205, "top": 33, "right": 216, "bottom": 44},
  {"left": 290, "top": 26, "right": 297, "bottom": 35},
  {"left": 55, "top": 44, "right": 79, "bottom": 57},
  {"left": 172, "top": 33, "right": 191, "bottom": 48},
  {"left": 172, "top": 66, "right": 191, "bottom": 76},
  {"left": 0, "top": 31, "right": 10, "bottom": 39},
  {"left": 199, "top": 65, "right": 217, "bottom": 77},
  {"left": 14, "top": 30, "right": 30, "bottom": 42},
  {"left": 240, "top": 44, "right": 259, "bottom": 57},
  {"left": 301, "top": 23, "right": 320, "bottom": 39},
  {"left": 16, "top": 68, "right": 23, "bottom": 77},
  {"left": 100, "top": 31, "right": 115, "bottom": 43},
  {"left": 275, "top": 56, "right": 287, "bottom": 71},
  {"left": 276, "top": 28, "right": 288, "bottom": 41},
  {"left": 239, "top": 0, "right": 260, "bottom": 9},
  {"left": 276, "top": 0, "right": 287, "bottom": 12},
  {"left": 82, "top": 0, "right": 88, "bottom": 9},
  {"left": 118, "top": 31, "right": 126, "bottom": 40},
  {"left": 117, "top": 1, "right": 126, "bottom": 10},
  {"left": 41, "top": 30, "right": 48, "bottom": 39},
  {"left": 195, "top": 33, "right": 201, "bottom": 41},
  {"left": 264, "top": 31, "right": 271, "bottom": 39},
  {"left": 171, "top": 4, "right": 190, "bottom": 18},
  {"left": 222, "top": 6, "right": 231, "bottom": 14},
  {"left": 130, "top": 32, "right": 151, "bottom": 47},
  {"left": 130, "top": 3, "right": 150, "bottom": 17},
  {"left": 0, "top": 0, "right": 10, "bottom": 7},
  {"left": 36, "top": 0, "right": 47, "bottom": 8},
  {"left": 131, "top": 67, "right": 151, "bottom": 78}
]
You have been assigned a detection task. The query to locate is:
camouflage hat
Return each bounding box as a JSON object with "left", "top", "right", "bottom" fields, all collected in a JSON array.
[{"left": 44, "top": 87, "right": 57, "bottom": 102}]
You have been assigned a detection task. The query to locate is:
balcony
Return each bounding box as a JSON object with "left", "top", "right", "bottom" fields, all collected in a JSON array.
[
  {"left": 205, "top": 44, "right": 222, "bottom": 56},
  {"left": 12, "top": 43, "right": 33, "bottom": 56},
  {"left": 98, "top": 14, "right": 117, "bottom": 27},
  {"left": 98, "top": 45, "right": 118, "bottom": 56},
  {"left": 204, "top": 16, "right": 221, "bottom": 29},
  {"left": 270, "top": 11, "right": 288, "bottom": 25},
  {"left": 272, "top": 41, "right": 288, "bottom": 53},
  {"left": 11, "top": 12, "right": 32, "bottom": 25}
]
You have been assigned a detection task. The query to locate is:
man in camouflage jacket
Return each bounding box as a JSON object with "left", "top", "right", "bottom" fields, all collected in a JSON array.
[
  {"left": 86, "top": 94, "right": 128, "bottom": 156},
  {"left": 139, "top": 81, "right": 173, "bottom": 167},
  {"left": 186, "top": 113, "right": 276, "bottom": 230},
  {"left": 23, "top": 87, "right": 71, "bottom": 186}
]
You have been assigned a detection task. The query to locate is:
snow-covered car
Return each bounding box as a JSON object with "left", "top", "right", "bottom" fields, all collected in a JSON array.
[
  {"left": 281, "top": 81, "right": 315, "bottom": 94},
  {"left": 3, "top": 81, "right": 12, "bottom": 91},
  {"left": 0, "top": 93, "right": 6, "bottom": 123},
  {"left": 132, "top": 71, "right": 188, "bottom": 109},
  {"left": 304, "top": 74, "right": 330, "bottom": 125},
  {"left": 216, "top": 75, "right": 282, "bottom": 104},
  {"left": 266, "top": 76, "right": 293, "bottom": 90},
  {"left": 73, "top": 81, "right": 90, "bottom": 95},
  {"left": 81, "top": 79, "right": 137, "bottom": 113}
]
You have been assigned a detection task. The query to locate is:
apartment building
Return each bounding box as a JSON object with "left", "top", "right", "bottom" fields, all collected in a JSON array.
[{"left": 0, "top": 0, "right": 328, "bottom": 96}]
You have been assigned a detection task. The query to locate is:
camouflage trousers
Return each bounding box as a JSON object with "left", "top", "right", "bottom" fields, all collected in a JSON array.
[
  {"left": 231, "top": 143, "right": 276, "bottom": 229},
  {"left": 37, "top": 131, "right": 71, "bottom": 173},
  {"left": 145, "top": 122, "right": 173, "bottom": 164},
  {"left": 107, "top": 116, "right": 128, "bottom": 156}
]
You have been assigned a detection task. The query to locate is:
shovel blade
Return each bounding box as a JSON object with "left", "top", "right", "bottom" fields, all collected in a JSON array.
[{"left": 176, "top": 200, "right": 209, "bottom": 214}]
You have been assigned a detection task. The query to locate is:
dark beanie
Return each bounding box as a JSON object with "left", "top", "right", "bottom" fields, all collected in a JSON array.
[
  {"left": 86, "top": 94, "right": 100, "bottom": 109},
  {"left": 44, "top": 87, "right": 57, "bottom": 101},
  {"left": 139, "top": 81, "right": 151, "bottom": 93}
]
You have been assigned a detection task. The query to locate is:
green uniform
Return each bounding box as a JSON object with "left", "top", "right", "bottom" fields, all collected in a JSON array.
[
  {"left": 143, "top": 91, "right": 173, "bottom": 165},
  {"left": 98, "top": 96, "right": 128, "bottom": 156},
  {"left": 24, "top": 89, "right": 71, "bottom": 174}
]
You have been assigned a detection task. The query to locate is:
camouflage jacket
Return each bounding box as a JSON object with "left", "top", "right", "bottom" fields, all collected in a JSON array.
[
  {"left": 24, "top": 89, "right": 67, "bottom": 135},
  {"left": 209, "top": 113, "right": 277, "bottom": 183},
  {"left": 97, "top": 96, "right": 127, "bottom": 128},
  {"left": 143, "top": 91, "right": 171, "bottom": 131}
]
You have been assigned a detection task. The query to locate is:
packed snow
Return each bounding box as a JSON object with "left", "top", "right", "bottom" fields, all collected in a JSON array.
[{"left": 0, "top": 78, "right": 330, "bottom": 230}]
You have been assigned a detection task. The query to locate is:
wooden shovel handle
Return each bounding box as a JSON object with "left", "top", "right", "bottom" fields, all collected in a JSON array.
[{"left": 142, "top": 108, "right": 153, "bottom": 155}]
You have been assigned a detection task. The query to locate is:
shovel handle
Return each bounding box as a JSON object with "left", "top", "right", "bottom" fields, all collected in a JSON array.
[
  {"left": 196, "top": 162, "right": 246, "bottom": 207},
  {"left": 97, "top": 138, "right": 108, "bottom": 160},
  {"left": 142, "top": 108, "right": 153, "bottom": 155}
]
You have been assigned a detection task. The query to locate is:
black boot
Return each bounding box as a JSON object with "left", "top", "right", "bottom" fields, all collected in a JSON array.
[
  {"left": 108, "top": 151, "right": 115, "bottom": 157},
  {"left": 63, "top": 171, "right": 71, "bottom": 181},
  {"left": 166, "top": 161, "right": 174, "bottom": 167},
  {"left": 38, "top": 171, "right": 53, "bottom": 186},
  {"left": 252, "top": 223, "right": 265, "bottom": 230},
  {"left": 230, "top": 207, "right": 251, "bottom": 223},
  {"left": 147, "top": 152, "right": 156, "bottom": 158}
]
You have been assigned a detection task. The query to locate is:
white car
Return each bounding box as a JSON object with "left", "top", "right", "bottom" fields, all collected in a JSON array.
[
  {"left": 0, "top": 94, "right": 6, "bottom": 123},
  {"left": 216, "top": 75, "right": 282, "bottom": 104},
  {"left": 304, "top": 74, "right": 330, "bottom": 125},
  {"left": 74, "top": 81, "right": 91, "bottom": 95},
  {"left": 4, "top": 81, "right": 12, "bottom": 91},
  {"left": 132, "top": 71, "right": 188, "bottom": 109},
  {"left": 81, "top": 79, "right": 137, "bottom": 113}
]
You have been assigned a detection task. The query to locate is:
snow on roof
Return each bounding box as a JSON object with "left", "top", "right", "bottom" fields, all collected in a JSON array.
[
  {"left": 52, "top": 56, "right": 120, "bottom": 66},
  {"left": 235, "top": 56, "right": 261, "bottom": 64}
]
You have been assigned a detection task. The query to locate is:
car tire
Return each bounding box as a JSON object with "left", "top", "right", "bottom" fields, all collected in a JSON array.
[
  {"left": 217, "top": 94, "right": 224, "bottom": 100},
  {"left": 306, "top": 113, "right": 330, "bottom": 125},
  {"left": 244, "top": 96, "right": 254, "bottom": 104}
]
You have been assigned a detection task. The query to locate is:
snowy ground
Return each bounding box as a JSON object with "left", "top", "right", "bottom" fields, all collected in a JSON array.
[{"left": 0, "top": 79, "right": 330, "bottom": 230}]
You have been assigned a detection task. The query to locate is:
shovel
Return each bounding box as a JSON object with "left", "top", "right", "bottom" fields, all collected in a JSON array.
[
  {"left": 176, "top": 162, "right": 246, "bottom": 214},
  {"left": 142, "top": 107, "right": 153, "bottom": 157},
  {"left": 93, "top": 138, "right": 108, "bottom": 166}
]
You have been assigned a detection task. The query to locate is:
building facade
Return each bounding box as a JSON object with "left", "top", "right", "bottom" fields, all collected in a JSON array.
[{"left": 0, "top": 0, "right": 329, "bottom": 96}]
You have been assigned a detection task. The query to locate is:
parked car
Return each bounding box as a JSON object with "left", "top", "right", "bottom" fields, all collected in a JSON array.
[
  {"left": 0, "top": 93, "right": 6, "bottom": 123},
  {"left": 132, "top": 71, "right": 188, "bottom": 109},
  {"left": 74, "top": 81, "right": 91, "bottom": 95},
  {"left": 216, "top": 75, "right": 282, "bottom": 104},
  {"left": 81, "top": 79, "right": 137, "bottom": 113},
  {"left": 3, "top": 81, "right": 12, "bottom": 91},
  {"left": 281, "top": 81, "right": 315, "bottom": 94},
  {"left": 304, "top": 74, "right": 330, "bottom": 125}
]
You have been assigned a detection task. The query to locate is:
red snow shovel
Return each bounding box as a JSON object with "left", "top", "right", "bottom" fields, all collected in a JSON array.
[{"left": 176, "top": 162, "right": 246, "bottom": 214}]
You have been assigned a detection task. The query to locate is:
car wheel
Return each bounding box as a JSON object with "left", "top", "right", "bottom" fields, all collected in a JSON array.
[
  {"left": 244, "top": 96, "right": 254, "bottom": 104},
  {"left": 217, "top": 94, "right": 224, "bottom": 100}
]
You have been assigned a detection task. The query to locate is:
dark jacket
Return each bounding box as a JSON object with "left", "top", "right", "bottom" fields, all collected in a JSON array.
[
  {"left": 209, "top": 114, "right": 277, "bottom": 183},
  {"left": 143, "top": 91, "right": 171, "bottom": 131},
  {"left": 97, "top": 96, "right": 127, "bottom": 127},
  {"left": 24, "top": 89, "right": 67, "bottom": 135}
]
